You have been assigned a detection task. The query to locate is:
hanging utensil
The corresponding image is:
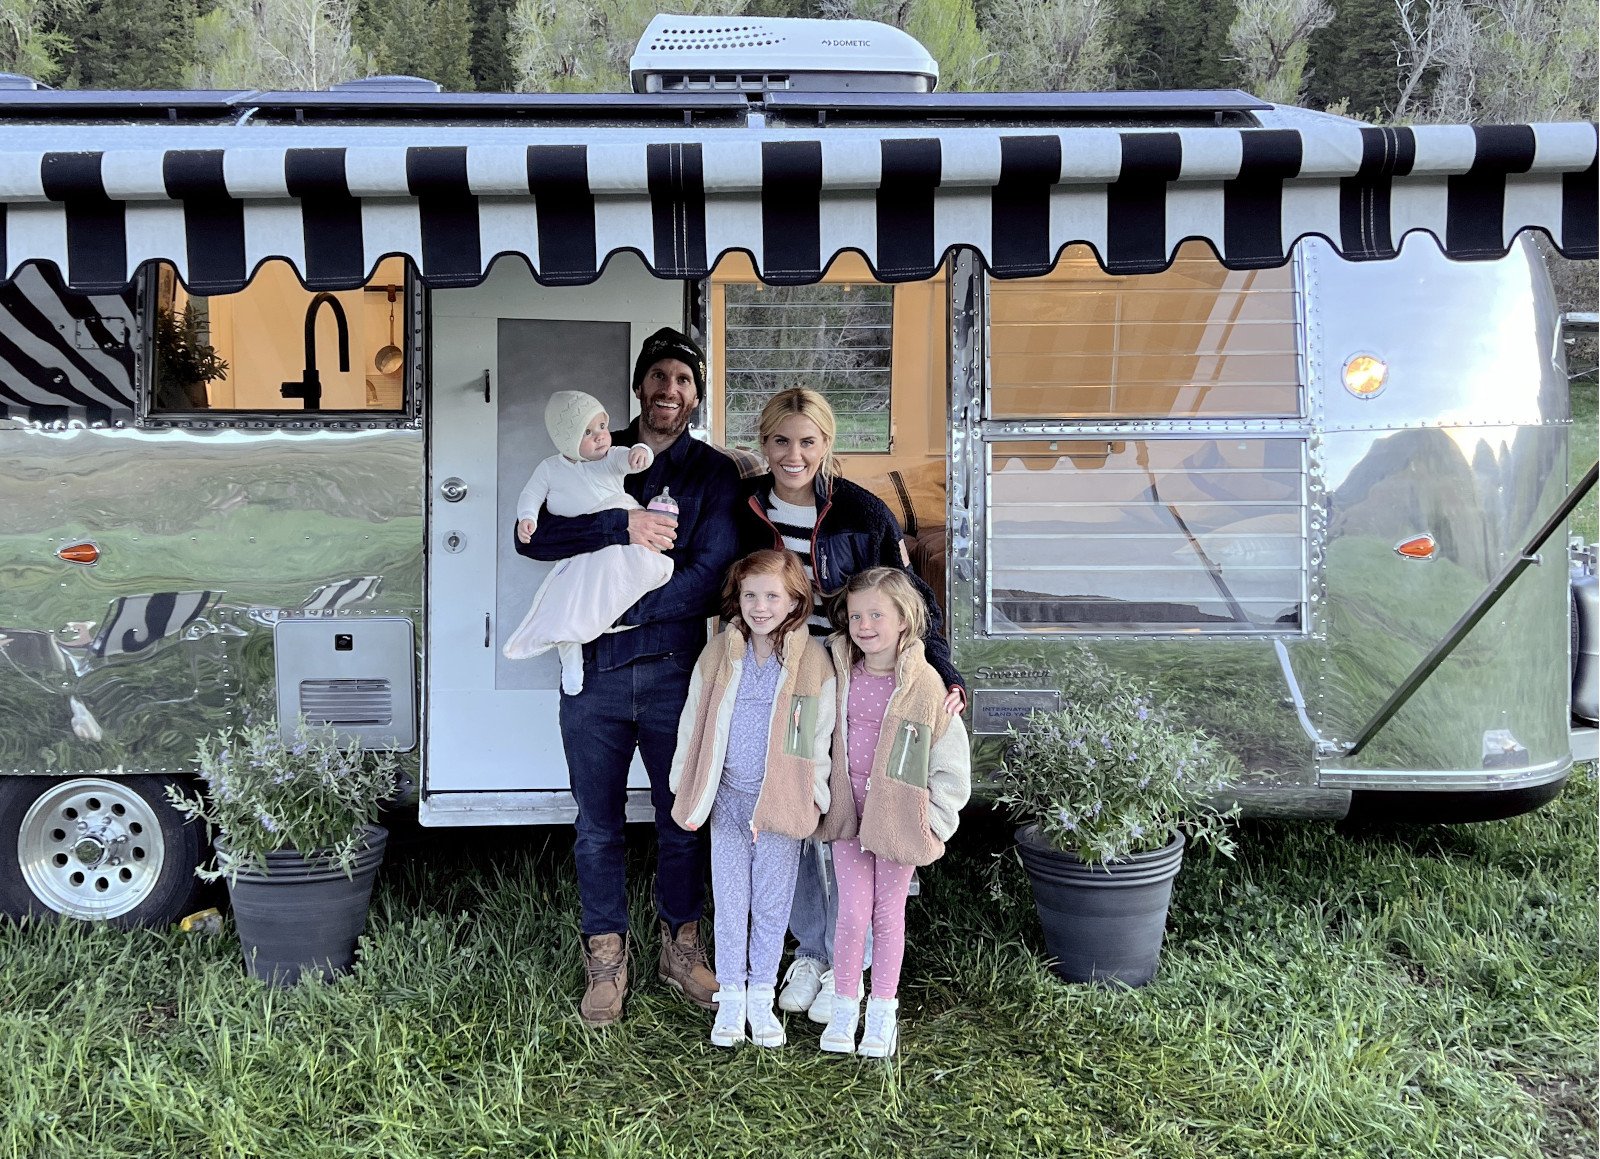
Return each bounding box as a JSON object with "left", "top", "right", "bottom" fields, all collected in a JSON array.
[{"left": 374, "top": 285, "right": 403, "bottom": 375}]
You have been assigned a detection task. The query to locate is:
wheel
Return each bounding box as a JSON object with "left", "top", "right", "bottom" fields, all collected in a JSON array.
[{"left": 0, "top": 774, "right": 204, "bottom": 927}]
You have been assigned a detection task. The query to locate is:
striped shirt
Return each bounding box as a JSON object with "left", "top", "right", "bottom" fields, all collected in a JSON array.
[{"left": 766, "top": 494, "right": 831, "bottom": 637}]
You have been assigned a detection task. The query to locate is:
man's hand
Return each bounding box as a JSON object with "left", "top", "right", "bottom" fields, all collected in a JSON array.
[
  {"left": 628, "top": 446, "right": 650, "bottom": 471},
  {"left": 628, "top": 509, "right": 678, "bottom": 552},
  {"left": 516, "top": 518, "right": 536, "bottom": 544},
  {"left": 943, "top": 686, "right": 966, "bottom": 716}
]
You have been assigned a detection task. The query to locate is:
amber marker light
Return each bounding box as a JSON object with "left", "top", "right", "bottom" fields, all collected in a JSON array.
[
  {"left": 56, "top": 542, "right": 99, "bottom": 565},
  {"left": 1343, "top": 353, "right": 1388, "bottom": 398},
  {"left": 1395, "top": 535, "right": 1437, "bottom": 560}
]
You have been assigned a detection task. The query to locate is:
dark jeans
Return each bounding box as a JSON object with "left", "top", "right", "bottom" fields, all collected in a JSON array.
[{"left": 559, "top": 648, "right": 706, "bottom": 938}]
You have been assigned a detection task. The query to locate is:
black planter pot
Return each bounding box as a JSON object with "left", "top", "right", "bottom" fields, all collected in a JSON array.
[
  {"left": 1015, "top": 824, "right": 1185, "bottom": 988},
  {"left": 223, "top": 825, "right": 387, "bottom": 987}
]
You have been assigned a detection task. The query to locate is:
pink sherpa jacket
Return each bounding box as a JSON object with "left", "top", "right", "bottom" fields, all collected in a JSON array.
[
  {"left": 816, "top": 636, "right": 971, "bottom": 867},
  {"left": 669, "top": 626, "right": 834, "bottom": 839}
]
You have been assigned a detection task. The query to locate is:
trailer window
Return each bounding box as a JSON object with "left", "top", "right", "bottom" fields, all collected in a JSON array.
[
  {"left": 985, "top": 438, "right": 1305, "bottom": 633},
  {"left": 987, "top": 244, "right": 1301, "bottom": 420},
  {"left": 717, "top": 281, "right": 894, "bottom": 453},
  {"left": 144, "top": 259, "right": 414, "bottom": 419}
]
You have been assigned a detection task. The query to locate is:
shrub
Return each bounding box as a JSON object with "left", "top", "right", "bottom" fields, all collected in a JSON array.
[
  {"left": 166, "top": 716, "right": 398, "bottom": 883},
  {"left": 994, "top": 653, "right": 1241, "bottom": 865}
]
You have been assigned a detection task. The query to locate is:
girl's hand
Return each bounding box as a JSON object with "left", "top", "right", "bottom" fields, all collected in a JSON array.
[
  {"left": 516, "top": 518, "right": 536, "bottom": 544},
  {"left": 943, "top": 686, "right": 966, "bottom": 715}
]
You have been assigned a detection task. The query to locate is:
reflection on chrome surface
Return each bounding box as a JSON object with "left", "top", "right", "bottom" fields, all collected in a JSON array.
[
  {"left": 0, "top": 425, "right": 423, "bottom": 772},
  {"left": 955, "top": 236, "right": 1573, "bottom": 798}
]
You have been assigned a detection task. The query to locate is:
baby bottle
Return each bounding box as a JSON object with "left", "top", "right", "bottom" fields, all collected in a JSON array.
[{"left": 647, "top": 487, "right": 679, "bottom": 523}]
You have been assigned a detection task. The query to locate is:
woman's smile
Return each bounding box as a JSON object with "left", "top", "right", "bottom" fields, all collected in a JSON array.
[{"left": 763, "top": 414, "right": 828, "bottom": 505}]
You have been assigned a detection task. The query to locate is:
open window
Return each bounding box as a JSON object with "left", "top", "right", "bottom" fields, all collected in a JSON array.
[
  {"left": 978, "top": 243, "right": 1309, "bottom": 635},
  {"left": 142, "top": 257, "right": 418, "bottom": 423},
  {"left": 709, "top": 252, "right": 949, "bottom": 520}
]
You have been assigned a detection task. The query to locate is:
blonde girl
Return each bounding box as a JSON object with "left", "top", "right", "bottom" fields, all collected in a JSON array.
[
  {"left": 815, "top": 567, "right": 971, "bottom": 1058},
  {"left": 669, "top": 549, "right": 835, "bottom": 1048}
]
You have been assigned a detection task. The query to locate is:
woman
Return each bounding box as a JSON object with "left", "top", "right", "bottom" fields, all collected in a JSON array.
[{"left": 734, "top": 387, "right": 965, "bottom": 1023}]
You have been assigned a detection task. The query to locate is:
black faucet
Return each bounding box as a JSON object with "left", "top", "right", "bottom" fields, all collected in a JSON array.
[{"left": 280, "top": 292, "right": 350, "bottom": 409}]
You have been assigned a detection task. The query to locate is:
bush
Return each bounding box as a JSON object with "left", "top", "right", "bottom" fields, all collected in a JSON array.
[
  {"left": 166, "top": 716, "right": 398, "bottom": 883},
  {"left": 994, "top": 653, "right": 1241, "bottom": 865}
]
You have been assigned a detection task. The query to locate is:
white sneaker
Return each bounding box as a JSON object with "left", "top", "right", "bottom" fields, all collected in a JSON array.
[
  {"left": 778, "top": 957, "right": 824, "bottom": 1013},
  {"left": 857, "top": 996, "right": 899, "bottom": 1058},
  {"left": 710, "top": 985, "right": 746, "bottom": 1048},
  {"left": 805, "top": 969, "right": 835, "bottom": 1024},
  {"left": 746, "top": 984, "right": 785, "bottom": 1048},
  {"left": 818, "top": 993, "right": 861, "bottom": 1054}
]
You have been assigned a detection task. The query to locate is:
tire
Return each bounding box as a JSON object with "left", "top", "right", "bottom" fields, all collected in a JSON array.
[{"left": 0, "top": 774, "right": 204, "bottom": 927}]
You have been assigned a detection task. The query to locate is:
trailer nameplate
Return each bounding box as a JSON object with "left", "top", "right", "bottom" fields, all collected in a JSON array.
[{"left": 970, "top": 689, "right": 1062, "bottom": 736}]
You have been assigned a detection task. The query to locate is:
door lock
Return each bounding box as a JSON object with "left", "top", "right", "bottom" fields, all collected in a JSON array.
[
  {"left": 439, "top": 477, "right": 468, "bottom": 503},
  {"left": 443, "top": 531, "right": 466, "bottom": 554}
]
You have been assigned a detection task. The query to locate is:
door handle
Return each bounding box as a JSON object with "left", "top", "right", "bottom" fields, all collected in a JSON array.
[{"left": 439, "top": 477, "right": 467, "bottom": 503}]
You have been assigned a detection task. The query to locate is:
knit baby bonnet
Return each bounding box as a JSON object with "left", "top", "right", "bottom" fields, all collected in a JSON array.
[{"left": 545, "top": 390, "right": 607, "bottom": 461}]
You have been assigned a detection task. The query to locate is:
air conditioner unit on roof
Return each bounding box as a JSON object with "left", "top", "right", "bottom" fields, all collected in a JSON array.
[{"left": 629, "top": 14, "right": 938, "bottom": 95}]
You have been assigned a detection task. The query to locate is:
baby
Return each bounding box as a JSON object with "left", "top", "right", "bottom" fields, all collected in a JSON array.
[{"left": 504, "top": 390, "right": 673, "bottom": 695}]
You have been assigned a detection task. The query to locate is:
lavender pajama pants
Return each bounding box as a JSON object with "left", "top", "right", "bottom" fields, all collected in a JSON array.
[{"left": 710, "top": 783, "right": 803, "bottom": 988}]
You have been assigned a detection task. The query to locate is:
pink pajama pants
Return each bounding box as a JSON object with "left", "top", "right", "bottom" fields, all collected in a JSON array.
[{"left": 831, "top": 772, "right": 915, "bottom": 1001}]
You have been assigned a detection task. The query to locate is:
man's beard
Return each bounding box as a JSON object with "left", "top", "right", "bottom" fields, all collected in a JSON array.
[{"left": 641, "top": 396, "right": 695, "bottom": 439}]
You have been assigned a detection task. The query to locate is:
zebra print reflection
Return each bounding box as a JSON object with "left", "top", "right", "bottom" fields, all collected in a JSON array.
[{"left": 0, "top": 263, "right": 136, "bottom": 424}]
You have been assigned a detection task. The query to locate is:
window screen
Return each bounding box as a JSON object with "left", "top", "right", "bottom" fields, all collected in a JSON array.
[
  {"left": 987, "top": 243, "right": 1300, "bottom": 420},
  {"left": 722, "top": 282, "right": 893, "bottom": 452},
  {"left": 986, "top": 438, "right": 1305, "bottom": 633}
]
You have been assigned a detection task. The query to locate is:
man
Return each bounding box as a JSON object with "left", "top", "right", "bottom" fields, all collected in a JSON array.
[{"left": 517, "top": 327, "right": 740, "bottom": 1026}]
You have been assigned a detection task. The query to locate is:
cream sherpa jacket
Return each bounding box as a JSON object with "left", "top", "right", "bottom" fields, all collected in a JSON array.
[
  {"left": 669, "top": 626, "right": 834, "bottom": 839},
  {"left": 816, "top": 636, "right": 971, "bottom": 867}
]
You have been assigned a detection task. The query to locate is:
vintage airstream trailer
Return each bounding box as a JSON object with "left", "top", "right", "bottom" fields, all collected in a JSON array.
[{"left": 0, "top": 16, "right": 1594, "bottom": 926}]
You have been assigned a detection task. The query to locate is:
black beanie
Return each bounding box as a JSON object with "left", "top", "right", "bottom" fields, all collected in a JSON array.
[{"left": 632, "top": 327, "right": 706, "bottom": 396}]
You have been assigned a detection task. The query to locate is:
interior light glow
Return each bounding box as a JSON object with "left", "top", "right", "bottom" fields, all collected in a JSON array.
[{"left": 1343, "top": 353, "right": 1388, "bottom": 398}]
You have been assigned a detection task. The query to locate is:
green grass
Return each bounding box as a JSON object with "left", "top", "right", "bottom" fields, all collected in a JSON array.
[{"left": 2, "top": 773, "right": 1595, "bottom": 1159}]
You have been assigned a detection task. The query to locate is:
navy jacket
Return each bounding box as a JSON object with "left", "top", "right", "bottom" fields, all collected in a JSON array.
[
  {"left": 734, "top": 472, "right": 964, "bottom": 693},
  {"left": 516, "top": 420, "right": 741, "bottom": 673}
]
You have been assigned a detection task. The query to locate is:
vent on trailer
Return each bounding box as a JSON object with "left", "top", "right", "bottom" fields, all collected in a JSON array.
[
  {"left": 629, "top": 14, "right": 938, "bottom": 95},
  {"left": 274, "top": 617, "right": 417, "bottom": 750}
]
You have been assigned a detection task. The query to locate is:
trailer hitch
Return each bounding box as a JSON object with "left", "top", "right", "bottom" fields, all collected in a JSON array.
[{"left": 1340, "top": 460, "right": 1599, "bottom": 759}]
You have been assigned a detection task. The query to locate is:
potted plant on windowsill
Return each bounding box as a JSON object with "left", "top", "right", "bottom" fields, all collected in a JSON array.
[
  {"left": 154, "top": 303, "right": 228, "bottom": 410},
  {"left": 993, "top": 655, "right": 1240, "bottom": 987},
  {"left": 166, "top": 715, "right": 399, "bottom": 986}
]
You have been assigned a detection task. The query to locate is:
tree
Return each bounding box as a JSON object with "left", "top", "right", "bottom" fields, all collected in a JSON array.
[
  {"left": 1114, "top": 0, "right": 1239, "bottom": 90},
  {"left": 190, "top": 0, "right": 361, "bottom": 90},
  {"left": 1423, "top": 0, "right": 1596, "bottom": 123},
  {"left": 983, "top": 0, "right": 1115, "bottom": 92},
  {"left": 508, "top": 0, "right": 744, "bottom": 93},
  {"left": 55, "top": 0, "right": 196, "bottom": 89},
  {"left": 469, "top": 0, "right": 515, "bottom": 91},
  {"left": 1385, "top": 0, "right": 1472, "bottom": 120},
  {"left": 0, "top": 0, "right": 74, "bottom": 84},
  {"left": 1226, "top": 0, "right": 1334, "bottom": 103},
  {"left": 1303, "top": 0, "right": 1410, "bottom": 117},
  {"left": 372, "top": 0, "right": 472, "bottom": 88},
  {"left": 819, "top": 0, "right": 994, "bottom": 91}
]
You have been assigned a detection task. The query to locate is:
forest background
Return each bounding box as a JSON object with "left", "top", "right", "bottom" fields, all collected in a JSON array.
[{"left": 0, "top": 0, "right": 1594, "bottom": 316}]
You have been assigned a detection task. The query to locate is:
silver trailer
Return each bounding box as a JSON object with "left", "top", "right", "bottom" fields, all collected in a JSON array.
[{"left": 0, "top": 17, "right": 1594, "bottom": 925}]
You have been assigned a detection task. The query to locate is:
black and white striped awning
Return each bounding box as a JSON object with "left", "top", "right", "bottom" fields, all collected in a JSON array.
[{"left": 1, "top": 121, "right": 1594, "bottom": 294}]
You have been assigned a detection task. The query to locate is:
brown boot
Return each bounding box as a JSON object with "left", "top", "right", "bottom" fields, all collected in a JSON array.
[
  {"left": 657, "top": 919, "right": 717, "bottom": 1010},
  {"left": 580, "top": 932, "right": 628, "bottom": 1027}
]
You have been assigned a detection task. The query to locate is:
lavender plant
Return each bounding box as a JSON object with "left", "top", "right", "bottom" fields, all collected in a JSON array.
[
  {"left": 165, "top": 716, "right": 399, "bottom": 883},
  {"left": 995, "top": 656, "right": 1241, "bottom": 866}
]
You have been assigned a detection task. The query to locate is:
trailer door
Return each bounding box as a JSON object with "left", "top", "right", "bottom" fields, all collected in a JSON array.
[{"left": 422, "top": 255, "right": 683, "bottom": 823}]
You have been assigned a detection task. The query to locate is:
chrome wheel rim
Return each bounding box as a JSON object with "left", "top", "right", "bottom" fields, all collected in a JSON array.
[{"left": 18, "top": 778, "right": 167, "bottom": 920}]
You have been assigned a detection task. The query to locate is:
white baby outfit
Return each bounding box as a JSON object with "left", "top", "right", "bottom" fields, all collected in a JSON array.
[{"left": 502, "top": 390, "right": 673, "bottom": 694}]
